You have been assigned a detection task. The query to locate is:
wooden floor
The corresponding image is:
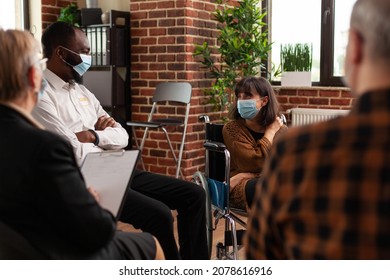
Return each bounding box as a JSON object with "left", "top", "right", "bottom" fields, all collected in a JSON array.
[{"left": 117, "top": 210, "right": 247, "bottom": 260}]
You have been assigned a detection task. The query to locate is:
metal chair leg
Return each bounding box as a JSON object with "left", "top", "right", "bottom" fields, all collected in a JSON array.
[
  {"left": 131, "top": 126, "right": 145, "bottom": 170},
  {"left": 162, "top": 127, "right": 184, "bottom": 179}
]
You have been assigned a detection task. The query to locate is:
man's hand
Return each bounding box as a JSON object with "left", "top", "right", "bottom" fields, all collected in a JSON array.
[
  {"left": 76, "top": 130, "right": 95, "bottom": 143},
  {"left": 88, "top": 187, "right": 100, "bottom": 203},
  {"left": 95, "top": 115, "right": 116, "bottom": 130}
]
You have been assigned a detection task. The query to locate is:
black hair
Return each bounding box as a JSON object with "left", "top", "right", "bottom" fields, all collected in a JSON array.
[{"left": 41, "top": 22, "right": 77, "bottom": 58}]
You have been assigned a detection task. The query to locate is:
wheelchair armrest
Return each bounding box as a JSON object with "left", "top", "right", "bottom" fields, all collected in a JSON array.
[
  {"left": 203, "top": 140, "right": 226, "bottom": 152},
  {"left": 199, "top": 115, "right": 210, "bottom": 123}
]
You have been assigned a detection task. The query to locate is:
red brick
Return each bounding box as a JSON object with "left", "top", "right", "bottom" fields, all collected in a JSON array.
[
  {"left": 140, "top": 2, "right": 157, "bottom": 10},
  {"left": 319, "top": 90, "right": 340, "bottom": 97},
  {"left": 41, "top": 0, "right": 56, "bottom": 5},
  {"left": 278, "top": 89, "right": 298, "bottom": 96},
  {"left": 158, "top": 54, "right": 176, "bottom": 62},
  {"left": 149, "top": 28, "right": 166, "bottom": 36},
  {"left": 42, "top": 14, "right": 58, "bottom": 22},
  {"left": 158, "top": 1, "right": 175, "bottom": 9},
  {"left": 149, "top": 64, "right": 167, "bottom": 71},
  {"left": 159, "top": 72, "right": 176, "bottom": 79},
  {"left": 168, "top": 27, "right": 185, "bottom": 35},
  {"left": 159, "top": 19, "right": 176, "bottom": 27},
  {"left": 150, "top": 46, "right": 167, "bottom": 54},
  {"left": 168, "top": 63, "right": 185, "bottom": 71},
  {"left": 158, "top": 37, "right": 175, "bottom": 44},
  {"left": 149, "top": 10, "right": 166, "bottom": 19},
  {"left": 150, "top": 166, "right": 167, "bottom": 174},
  {"left": 330, "top": 98, "right": 352, "bottom": 106},
  {"left": 289, "top": 97, "right": 308, "bottom": 104},
  {"left": 298, "top": 90, "right": 319, "bottom": 97},
  {"left": 131, "top": 11, "right": 148, "bottom": 20},
  {"left": 141, "top": 20, "right": 157, "bottom": 28},
  {"left": 140, "top": 38, "right": 157, "bottom": 45},
  {"left": 140, "top": 72, "right": 158, "bottom": 80},
  {"left": 341, "top": 90, "right": 353, "bottom": 98},
  {"left": 309, "top": 98, "right": 329, "bottom": 105}
]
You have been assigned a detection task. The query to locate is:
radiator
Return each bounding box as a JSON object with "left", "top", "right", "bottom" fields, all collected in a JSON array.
[{"left": 287, "top": 108, "right": 350, "bottom": 126}]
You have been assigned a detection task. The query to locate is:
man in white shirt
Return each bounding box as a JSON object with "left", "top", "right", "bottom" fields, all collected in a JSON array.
[
  {"left": 33, "top": 22, "right": 208, "bottom": 260},
  {"left": 34, "top": 68, "right": 127, "bottom": 163}
]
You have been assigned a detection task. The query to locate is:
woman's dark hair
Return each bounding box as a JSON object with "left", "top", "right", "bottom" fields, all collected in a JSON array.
[
  {"left": 41, "top": 22, "right": 77, "bottom": 58},
  {"left": 228, "top": 76, "right": 280, "bottom": 126}
]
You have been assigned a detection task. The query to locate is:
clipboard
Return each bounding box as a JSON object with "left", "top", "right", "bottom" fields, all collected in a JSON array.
[{"left": 80, "top": 150, "right": 139, "bottom": 218}]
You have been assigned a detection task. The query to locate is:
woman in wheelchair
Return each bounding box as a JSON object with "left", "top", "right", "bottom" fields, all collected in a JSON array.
[{"left": 223, "top": 77, "right": 288, "bottom": 210}]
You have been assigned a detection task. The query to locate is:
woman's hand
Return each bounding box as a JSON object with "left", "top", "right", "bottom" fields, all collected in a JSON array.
[
  {"left": 264, "top": 116, "right": 284, "bottom": 143},
  {"left": 230, "top": 172, "right": 256, "bottom": 188}
]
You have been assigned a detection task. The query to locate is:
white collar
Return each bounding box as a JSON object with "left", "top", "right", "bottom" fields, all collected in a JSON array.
[{"left": 44, "top": 69, "right": 76, "bottom": 91}]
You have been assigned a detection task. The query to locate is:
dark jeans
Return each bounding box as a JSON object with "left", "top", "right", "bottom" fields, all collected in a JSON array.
[{"left": 119, "top": 170, "right": 208, "bottom": 260}]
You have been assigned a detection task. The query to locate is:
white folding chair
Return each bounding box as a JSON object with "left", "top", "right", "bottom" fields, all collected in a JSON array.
[{"left": 126, "top": 82, "right": 192, "bottom": 179}]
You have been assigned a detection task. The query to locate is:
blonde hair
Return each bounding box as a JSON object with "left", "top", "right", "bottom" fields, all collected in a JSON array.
[{"left": 0, "top": 29, "right": 39, "bottom": 102}]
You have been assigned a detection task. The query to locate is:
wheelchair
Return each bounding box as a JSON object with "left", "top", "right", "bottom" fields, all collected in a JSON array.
[{"left": 192, "top": 115, "right": 247, "bottom": 260}]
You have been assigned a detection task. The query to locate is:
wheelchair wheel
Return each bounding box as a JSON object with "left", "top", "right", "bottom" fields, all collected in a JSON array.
[{"left": 192, "top": 171, "right": 213, "bottom": 259}]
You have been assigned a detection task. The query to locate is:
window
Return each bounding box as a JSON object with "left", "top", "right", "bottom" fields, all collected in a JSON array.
[
  {"left": 269, "top": 0, "right": 356, "bottom": 86},
  {"left": 0, "top": 0, "right": 29, "bottom": 30}
]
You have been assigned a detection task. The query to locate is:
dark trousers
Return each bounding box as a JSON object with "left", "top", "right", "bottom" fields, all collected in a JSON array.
[
  {"left": 119, "top": 170, "right": 208, "bottom": 260},
  {"left": 245, "top": 178, "right": 259, "bottom": 208}
]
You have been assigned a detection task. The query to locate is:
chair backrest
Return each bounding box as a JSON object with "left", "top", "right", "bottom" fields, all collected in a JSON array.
[
  {"left": 152, "top": 82, "right": 192, "bottom": 104},
  {"left": 0, "top": 221, "right": 46, "bottom": 259},
  {"left": 205, "top": 123, "right": 226, "bottom": 182}
]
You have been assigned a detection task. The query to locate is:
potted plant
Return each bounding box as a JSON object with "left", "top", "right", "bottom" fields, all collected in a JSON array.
[
  {"left": 57, "top": 3, "right": 81, "bottom": 27},
  {"left": 193, "top": 0, "right": 271, "bottom": 112},
  {"left": 280, "top": 43, "right": 313, "bottom": 87}
]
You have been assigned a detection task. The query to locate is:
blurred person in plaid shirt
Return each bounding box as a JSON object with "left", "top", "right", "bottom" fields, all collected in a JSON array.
[{"left": 246, "top": 0, "right": 390, "bottom": 259}]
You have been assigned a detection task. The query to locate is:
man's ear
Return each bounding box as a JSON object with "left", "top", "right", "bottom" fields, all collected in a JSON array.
[
  {"left": 348, "top": 28, "right": 364, "bottom": 64},
  {"left": 27, "top": 65, "right": 40, "bottom": 93},
  {"left": 56, "top": 46, "right": 64, "bottom": 59}
]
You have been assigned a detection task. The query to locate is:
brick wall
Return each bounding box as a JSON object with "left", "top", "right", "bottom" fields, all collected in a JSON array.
[
  {"left": 41, "top": 0, "right": 78, "bottom": 29},
  {"left": 130, "top": 0, "right": 223, "bottom": 178},
  {"left": 276, "top": 87, "right": 354, "bottom": 123}
]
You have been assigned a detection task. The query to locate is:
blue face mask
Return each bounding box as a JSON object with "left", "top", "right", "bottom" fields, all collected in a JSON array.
[
  {"left": 36, "top": 78, "right": 47, "bottom": 102},
  {"left": 60, "top": 46, "right": 91, "bottom": 76},
  {"left": 237, "top": 99, "right": 260, "bottom": 119}
]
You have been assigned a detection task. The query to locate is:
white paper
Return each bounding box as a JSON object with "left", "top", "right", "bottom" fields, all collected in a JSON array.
[{"left": 80, "top": 150, "right": 139, "bottom": 217}]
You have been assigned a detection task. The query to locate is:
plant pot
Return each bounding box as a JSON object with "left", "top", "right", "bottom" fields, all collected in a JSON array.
[
  {"left": 101, "top": 11, "right": 110, "bottom": 24},
  {"left": 281, "top": 71, "right": 312, "bottom": 87},
  {"left": 86, "top": 0, "right": 98, "bottom": 8}
]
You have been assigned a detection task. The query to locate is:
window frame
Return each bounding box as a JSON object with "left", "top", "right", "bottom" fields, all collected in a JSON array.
[
  {"left": 267, "top": 0, "right": 347, "bottom": 87},
  {"left": 320, "top": 0, "right": 344, "bottom": 86},
  {"left": 23, "top": 0, "right": 30, "bottom": 31}
]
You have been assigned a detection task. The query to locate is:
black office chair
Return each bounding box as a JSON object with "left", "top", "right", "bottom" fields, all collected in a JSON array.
[{"left": 0, "top": 221, "right": 46, "bottom": 260}]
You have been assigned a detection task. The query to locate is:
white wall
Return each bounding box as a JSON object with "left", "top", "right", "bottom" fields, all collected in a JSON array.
[{"left": 29, "top": 0, "right": 42, "bottom": 46}]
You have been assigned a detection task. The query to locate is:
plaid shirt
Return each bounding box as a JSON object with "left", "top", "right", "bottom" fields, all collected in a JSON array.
[{"left": 246, "top": 89, "right": 390, "bottom": 259}]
